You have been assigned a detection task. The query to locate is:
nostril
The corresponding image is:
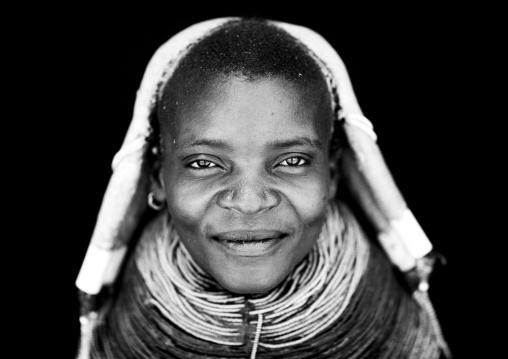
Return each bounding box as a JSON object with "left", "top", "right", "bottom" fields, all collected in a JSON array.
[
  {"left": 216, "top": 187, "right": 281, "bottom": 214},
  {"left": 264, "top": 189, "right": 281, "bottom": 207},
  {"left": 224, "top": 189, "right": 235, "bottom": 202},
  {"left": 217, "top": 189, "right": 235, "bottom": 207}
]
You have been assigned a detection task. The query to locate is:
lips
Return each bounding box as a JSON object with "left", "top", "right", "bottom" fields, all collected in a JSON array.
[
  {"left": 212, "top": 230, "right": 288, "bottom": 242},
  {"left": 210, "top": 230, "right": 289, "bottom": 256}
]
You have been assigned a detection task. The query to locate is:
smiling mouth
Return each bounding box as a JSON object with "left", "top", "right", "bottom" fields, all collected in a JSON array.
[
  {"left": 211, "top": 230, "right": 288, "bottom": 255},
  {"left": 212, "top": 230, "right": 288, "bottom": 243}
]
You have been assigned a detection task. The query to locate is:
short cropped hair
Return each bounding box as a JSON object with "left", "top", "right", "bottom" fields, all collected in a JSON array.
[
  {"left": 170, "top": 18, "right": 326, "bottom": 84},
  {"left": 150, "top": 18, "right": 339, "bottom": 158}
]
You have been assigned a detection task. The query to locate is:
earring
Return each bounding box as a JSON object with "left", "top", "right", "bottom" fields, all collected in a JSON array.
[{"left": 148, "top": 192, "right": 165, "bottom": 211}]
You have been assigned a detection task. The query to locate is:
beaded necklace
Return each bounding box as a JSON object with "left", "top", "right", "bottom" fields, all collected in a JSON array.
[{"left": 91, "top": 201, "right": 442, "bottom": 358}]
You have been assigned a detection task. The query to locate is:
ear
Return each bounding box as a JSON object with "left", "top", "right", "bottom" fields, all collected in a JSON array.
[
  {"left": 150, "top": 155, "right": 167, "bottom": 203},
  {"left": 328, "top": 148, "right": 341, "bottom": 201}
]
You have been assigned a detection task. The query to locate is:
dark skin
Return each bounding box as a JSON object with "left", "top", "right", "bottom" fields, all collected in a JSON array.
[{"left": 152, "top": 74, "right": 338, "bottom": 294}]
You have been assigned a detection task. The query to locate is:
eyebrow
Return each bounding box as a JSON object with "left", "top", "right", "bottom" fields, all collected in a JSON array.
[
  {"left": 176, "top": 139, "right": 233, "bottom": 151},
  {"left": 267, "top": 137, "right": 323, "bottom": 150},
  {"left": 176, "top": 136, "right": 323, "bottom": 151}
]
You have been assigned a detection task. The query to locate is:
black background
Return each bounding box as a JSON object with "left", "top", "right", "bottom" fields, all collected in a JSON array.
[{"left": 18, "top": 4, "right": 501, "bottom": 358}]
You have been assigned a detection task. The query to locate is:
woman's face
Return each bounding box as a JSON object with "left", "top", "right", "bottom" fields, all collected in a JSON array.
[{"left": 155, "top": 75, "right": 336, "bottom": 294}]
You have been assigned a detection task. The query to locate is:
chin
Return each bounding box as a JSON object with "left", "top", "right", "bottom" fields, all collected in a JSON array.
[
  {"left": 221, "top": 280, "right": 280, "bottom": 295},
  {"left": 213, "top": 263, "right": 290, "bottom": 295}
]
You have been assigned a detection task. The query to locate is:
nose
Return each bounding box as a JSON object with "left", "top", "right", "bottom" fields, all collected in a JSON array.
[{"left": 217, "top": 179, "right": 281, "bottom": 215}]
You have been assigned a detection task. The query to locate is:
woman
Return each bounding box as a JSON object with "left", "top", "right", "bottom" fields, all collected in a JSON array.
[{"left": 76, "top": 18, "right": 450, "bottom": 358}]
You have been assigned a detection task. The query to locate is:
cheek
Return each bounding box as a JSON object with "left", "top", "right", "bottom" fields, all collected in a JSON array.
[
  {"left": 165, "top": 182, "right": 211, "bottom": 228},
  {"left": 284, "top": 172, "right": 330, "bottom": 221},
  {"left": 162, "top": 164, "right": 213, "bottom": 228}
]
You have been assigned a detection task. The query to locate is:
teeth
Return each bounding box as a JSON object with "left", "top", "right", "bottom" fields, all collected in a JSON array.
[{"left": 226, "top": 238, "right": 275, "bottom": 246}]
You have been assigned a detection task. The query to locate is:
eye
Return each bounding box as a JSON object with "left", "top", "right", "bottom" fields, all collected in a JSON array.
[
  {"left": 188, "top": 159, "right": 218, "bottom": 169},
  {"left": 278, "top": 156, "right": 309, "bottom": 167}
]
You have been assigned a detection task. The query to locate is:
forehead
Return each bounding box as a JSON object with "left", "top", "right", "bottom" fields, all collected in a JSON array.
[{"left": 164, "top": 76, "right": 332, "bottom": 148}]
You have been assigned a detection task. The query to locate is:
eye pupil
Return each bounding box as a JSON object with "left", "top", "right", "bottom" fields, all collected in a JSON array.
[
  {"left": 189, "top": 159, "right": 217, "bottom": 169},
  {"left": 277, "top": 156, "right": 308, "bottom": 168},
  {"left": 284, "top": 157, "right": 304, "bottom": 166}
]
